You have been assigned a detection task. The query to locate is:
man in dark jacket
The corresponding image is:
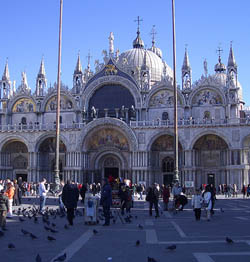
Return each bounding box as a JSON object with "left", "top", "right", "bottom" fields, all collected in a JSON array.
[
  {"left": 62, "top": 180, "right": 79, "bottom": 226},
  {"left": 100, "top": 178, "right": 112, "bottom": 226},
  {"left": 0, "top": 189, "right": 9, "bottom": 230},
  {"left": 147, "top": 184, "right": 160, "bottom": 217}
]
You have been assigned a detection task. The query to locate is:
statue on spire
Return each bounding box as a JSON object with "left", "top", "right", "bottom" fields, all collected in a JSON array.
[
  {"left": 109, "top": 32, "right": 114, "bottom": 55},
  {"left": 203, "top": 59, "right": 208, "bottom": 77}
]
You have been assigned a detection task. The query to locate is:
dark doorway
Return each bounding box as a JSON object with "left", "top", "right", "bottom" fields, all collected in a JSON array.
[
  {"left": 104, "top": 168, "right": 119, "bottom": 179},
  {"left": 16, "top": 174, "right": 27, "bottom": 182},
  {"left": 207, "top": 173, "right": 215, "bottom": 185},
  {"left": 164, "top": 174, "right": 173, "bottom": 186}
]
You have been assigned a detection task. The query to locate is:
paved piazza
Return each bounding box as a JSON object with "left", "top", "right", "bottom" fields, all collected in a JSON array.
[{"left": 1, "top": 196, "right": 250, "bottom": 262}]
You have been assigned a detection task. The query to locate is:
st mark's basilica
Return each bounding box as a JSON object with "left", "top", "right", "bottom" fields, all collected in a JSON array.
[{"left": 0, "top": 26, "right": 250, "bottom": 189}]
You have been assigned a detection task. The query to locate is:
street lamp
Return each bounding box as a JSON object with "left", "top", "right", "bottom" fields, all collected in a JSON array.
[{"left": 171, "top": 0, "right": 179, "bottom": 182}]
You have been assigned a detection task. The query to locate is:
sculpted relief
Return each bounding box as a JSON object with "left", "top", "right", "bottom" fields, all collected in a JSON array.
[
  {"left": 12, "top": 98, "right": 36, "bottom": 113},
  {"left": 192, "top": 90, "right": 222, "bottom": 106},
  {"left": 149, "top": 90, "right": 181, "bottom": 108},
  {"left": 87, "top": 128, "right": 129, "bottom": 151},
  {"left": 46, "top": 95, "right": 73, "bottom": 111}
]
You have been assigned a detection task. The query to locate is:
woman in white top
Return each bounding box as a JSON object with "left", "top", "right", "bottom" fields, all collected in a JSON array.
[
  {"left": 191, "top": 189, "right": 203, "bottom": 221},
  {"left": 203, "top": 185, "right": 212, "bottom": 221}
]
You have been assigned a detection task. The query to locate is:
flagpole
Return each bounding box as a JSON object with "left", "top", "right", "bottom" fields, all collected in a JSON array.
[
  {"left": 172, "top": 0, "right": 179, "bottom": 182},
  {"left": 55, "top": 0, "right": 63, "bottom": 188}
]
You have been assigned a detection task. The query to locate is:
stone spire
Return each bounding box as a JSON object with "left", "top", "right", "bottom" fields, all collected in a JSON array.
[
  {"left": 36, "top": 57, "right": 47, "bottom": 96},
  {"left": 74, "top": 52, "right": 82, "bottom": 74},
  {"left": 2, "top": 59, "right": 10, "bottom": 81},
  {"left": 22, "top": 71, "right": 29, "bottom": 88},
  {"left": 227, "top": 42, "right": 237, "bottom": 68},
  {"left": 38, "top": 57, "right": 46, "bottom": 76},
  {"left": 182, "top": 48, "right": 191, "bottom": 71},
  {"left": 182, "top": 47, "right": 192, "bottom": 89}
]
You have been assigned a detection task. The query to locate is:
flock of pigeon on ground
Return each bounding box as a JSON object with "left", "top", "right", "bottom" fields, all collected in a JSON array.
[{"left": 0, "top": 202, "right": 235, "bottom": 262}]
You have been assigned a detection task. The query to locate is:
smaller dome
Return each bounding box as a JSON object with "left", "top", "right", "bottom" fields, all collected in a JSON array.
[
  {"left": 133, "top": 31, "right": 144, "bottom": 49},
  {"left": 149, "top": 46, "right": 162, "bottom": 58},
  {"left": 212, "top": 72, "right": 227, "bottom": 86},
  {"left": 214, "top": 62, "right": 226, "bottom": 73}
]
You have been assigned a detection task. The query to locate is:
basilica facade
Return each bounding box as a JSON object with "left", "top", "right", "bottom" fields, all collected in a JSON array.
[{"left": 0, "top": 28, "right": 249, "bottom": 189}]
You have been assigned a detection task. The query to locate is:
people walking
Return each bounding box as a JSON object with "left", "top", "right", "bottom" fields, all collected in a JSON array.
[
  {"left": 203, "top": 185, "right": 212, "bottom": 221},
  {"left": 39, "top": 178, "right": 48, "bottom": 214},
  {"left": 100, "top": 178, "right": 112, "bottom": 226},
  {"left": 191, "top": 189, "right": 203, "bottom": 221},
  {"left": 4, "top": 182, "right": 14, "bottom": 218},
  {"left": 62, "top": 180, "right": 79, "bottom": 226}
]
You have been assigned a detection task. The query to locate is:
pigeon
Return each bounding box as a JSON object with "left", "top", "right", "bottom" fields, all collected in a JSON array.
[
  {"left": 0, "top": 230, "right": 4, "bottom": 237},
  {"left": 226, "top": 237, "right": 234, "bottom": 244},
  {"left": 50, "top": 229, "right": 58, "bottom": 233},
  {"left": 220, "top": 208, "right": 224, "bottom": 213},
  {"left": 52, "top": 223, "right": 56, "bottom": 227},
  {"left": 93, "top": 229, "right": 98, "bottom": 235},
  {"left": 64, "top": 224, "right": 69, "bottom": 230},
  {"left": 19, "top": 217, "right": 25, "bottom": 222},
  {"left": 48, "top": 236, "right": 56, "bottom": 241},
  {"left": 53, "top": 253, "right": 67, "bottom": 261},
  {"left": 30, "top": 233, "right": 38, "bottom": 239},
  {"left": 166, "top": 244, "right": 176, "bottom": 251},
  {"left": 21, "top": 229, "right": 30, "bottom": 235},
  {"left": 8, "top": 243, "right": 15, "bottom": 249},
  {"left": 148, "top": 257, "right": 157, "bottom": 262},
  {"left": 138, "top": 224, "right": 143, "bottom": 230},
  {"left": 44, "top": 226, "right": 51, "bottom": 231},
  {"left": 136, "top": 240, "right": 140, "bottom": 246},
  {"left": 36, "top": 254, "right": 42, "bottom": 262}
]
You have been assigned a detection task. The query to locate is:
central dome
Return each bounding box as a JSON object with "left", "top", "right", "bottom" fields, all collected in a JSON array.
[{"left": 118, "top": 48, "right": 172, "bottom": 83}]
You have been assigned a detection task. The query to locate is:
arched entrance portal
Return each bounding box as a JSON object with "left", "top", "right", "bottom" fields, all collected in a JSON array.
[
  {"left": 193, "top": 134, "right": 228, "bottom": 186},
  {"left": 38, "top": 137, "right": 66, "bottom": 182},
  {"left": 1, "top": 140, "right": 28, "bottom": 180},
  {"left": 150, "top": 135, "right": 183, "bottom": 185},
  {"left": 85, "top": 127, "right": 130, "bottom": 184},
  {"left": 162, "top": 156, "right": 174, "bottom": 185}
]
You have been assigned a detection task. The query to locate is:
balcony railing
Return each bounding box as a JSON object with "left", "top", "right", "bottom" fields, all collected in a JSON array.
[
  {"left": 0, "top": 118, "right": 250, "bottom": 132},
  {"left": 130, "top": 118, "right": 250, "bottom": 128}
]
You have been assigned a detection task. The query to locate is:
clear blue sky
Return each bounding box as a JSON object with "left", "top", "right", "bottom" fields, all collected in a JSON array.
[{"left": 0, "top": 0, "right": 249, "bottom": 105}]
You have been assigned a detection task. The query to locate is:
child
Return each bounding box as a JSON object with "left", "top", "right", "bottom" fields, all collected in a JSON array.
[{"left": 191, "top": 189, "right": 203, "bottom": 221}]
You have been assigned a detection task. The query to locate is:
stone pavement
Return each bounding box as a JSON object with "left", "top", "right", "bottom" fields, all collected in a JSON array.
[{"left": 1, "top": 196, "right": 250, "bottom": 262}]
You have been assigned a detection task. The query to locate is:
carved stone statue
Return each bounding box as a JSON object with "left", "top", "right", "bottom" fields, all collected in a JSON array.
[
  {"left": 204, "top": 59, "right": 208, "bottom": 77},
  {"left": 109, "top": 32, "right": 114, "bottom": 55},
  {"left": 91, "top": 106, "right": 97, "bottom": 118}
]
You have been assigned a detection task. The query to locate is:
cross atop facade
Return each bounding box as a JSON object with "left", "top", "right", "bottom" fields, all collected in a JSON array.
[
  {"left": 151, "top": 25, "right": 157, "bottom": 43},
  {"left": 216, "top": 46, "right": 223, "bottom": 57},
  {"left": 134, "top": 16, "right": 143, "bottom": 32}
]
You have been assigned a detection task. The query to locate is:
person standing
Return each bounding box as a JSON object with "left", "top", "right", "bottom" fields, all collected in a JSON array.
[
  {"left": 62, "top": 180, "right": 79, "bottom": 226},
  {"left": 80, "top": 183, "right": 87, "bottom": 204},
  {"left": 191, "top": 189, "right": 203, "bottom": 221},
  {"left": 162, "top": 185, "right": 170, "bottom": 211},
  {"left": 13, "top": 180, "right": 21, "bottom": 206},
  {"left": 203, "top": 185, "right": 212, "bottom": 221},
  {"left": 39, "top": 178, "right": 48, "bottom": 214},
  {"left": 242, "top": 184, "right": 247, "bottom": 199},
  {"left": 0, "top": 189, "right": 9, "bottom": 230},
  {"left": 146, "top": 184, "right": 160, "bottom": 217},
  {"left": 100, "top": 178, "right": 112, "bottom": 226},
  {"left": 4, "top": 182, "right": 14, "bottom": 218}
]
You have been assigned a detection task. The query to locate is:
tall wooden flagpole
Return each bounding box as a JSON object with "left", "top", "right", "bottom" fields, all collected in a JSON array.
[
  {"left": 172, "top": 0, "right": 179, "bottom": 182},
  {"left": 55, "top": 0, "right": 63, "bottom": 188}
]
